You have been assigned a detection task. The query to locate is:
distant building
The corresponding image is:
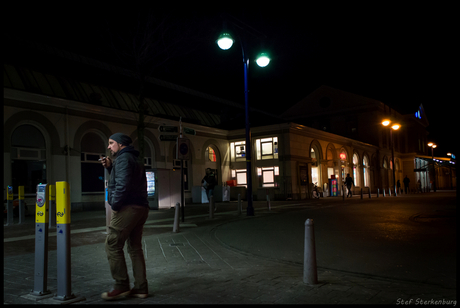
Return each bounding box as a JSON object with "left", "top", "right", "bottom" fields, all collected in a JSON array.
[{"left": 4, "top": 40, "right": 455, "bottom": 211}]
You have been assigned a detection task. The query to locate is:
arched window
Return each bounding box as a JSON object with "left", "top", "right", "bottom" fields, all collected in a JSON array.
[
  {"left": 353, "top": 153, "right": 360, "bottom": 186},
  {"left": 11, "top": 125, "right": 47, "bottom": 194},
  {"left": 133, "top": 138, "right": 153, "bottom": 168},
  {"left": 310, "top": 146, "right": 320, "bottom": 185},
  {"left": 363, "top": 155, "right": 370, "bottom": 187},
  {"left": 206, "top": 147, "right": 216, "bottom": 162},
  {"left": 205, "top": 145, "right": 219, "bottom": 187},
  {"left": 80, "top": 132, "right": 106, "bottom": 193}
]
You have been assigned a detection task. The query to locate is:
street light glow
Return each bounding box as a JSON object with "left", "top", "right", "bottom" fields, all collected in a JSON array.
[
  {"left": 256, "top": 53, "right": 270, "bottom": 67},
  {"left": 391, "top": 124, "right": 400, "bottom": 130},
  {"left": 217, "top": 33, "right": 234, "bottom": 50},
  {"left": 382, "top": 120, "right": 390, "bottom": 126}
]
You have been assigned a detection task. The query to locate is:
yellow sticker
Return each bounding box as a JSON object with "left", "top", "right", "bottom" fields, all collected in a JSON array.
[{"left": 56, "top": 182, "right": 70, "bottom": 224}]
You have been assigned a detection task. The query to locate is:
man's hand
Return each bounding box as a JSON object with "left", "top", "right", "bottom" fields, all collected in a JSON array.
[{"left": 100, "top": 156, "right": 112, "bottom": 169}]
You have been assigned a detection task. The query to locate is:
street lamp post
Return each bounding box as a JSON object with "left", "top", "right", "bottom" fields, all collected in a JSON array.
[
  {"left": 382, "top": 120, "right": 400, "bottom": 196},
  {"left": 217, "top": 28, "right": 270, "bottom": 216},
  {"left": 447, "top": 152, "right": 456, "bottom": 190},
  {"left": 428, "top": 142, "right": 437, "bottom": 192}
]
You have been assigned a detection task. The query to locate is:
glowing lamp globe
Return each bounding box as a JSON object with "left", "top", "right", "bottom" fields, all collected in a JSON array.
[
  {"left": 217, "top": 33, "right": 234, "bottom": 50},
  {"left": 256, "top": 53, "right": 270, "bottom": 67}
]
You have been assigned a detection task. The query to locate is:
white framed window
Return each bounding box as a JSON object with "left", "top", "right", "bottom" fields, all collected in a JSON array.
[
  {"left": 256, "top": 137, "right": 278, "bottom": 160},
  {"left": 257, "top": 166, "right": 279, "bottom": 187},
  {"left": 232, "top": 169, "right": 247, "bottom": 186},
  {"left": 230, "top": 141, "right": 246, "bottom": 162}
]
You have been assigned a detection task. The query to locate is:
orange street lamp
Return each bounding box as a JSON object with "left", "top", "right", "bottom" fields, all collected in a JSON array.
[
  {"left": 382, "top": 120, "right": 401, "bottom": 195},
  {"left": 427, "top": 142, "right": 437, "bottom": 192}
]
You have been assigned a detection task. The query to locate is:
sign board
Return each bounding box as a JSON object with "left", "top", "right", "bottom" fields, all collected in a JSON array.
[
  {"left": 177, "top": 137, "right": 190, "bottom": 160},
  {"left": 158, "top": 126, "right": 178, "bottom": 133},
  {"left": 184, "top": 127, "right": 196, "bottom": 135},
  {"left": 159, "top": 135, "right": 178, "bottom": 141}
]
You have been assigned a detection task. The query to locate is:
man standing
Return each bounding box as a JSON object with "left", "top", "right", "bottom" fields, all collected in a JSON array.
[
  {"left": 100, "top": 133, "right": 149, "bottom": 300},
  {"left": 202, "top": 168, "right": 216, "bottom": 201},
  {"left": 345, "top": 173, "right": 354, "bottom": 197},
  {"left": 403, "top": 175, "right": 410, "bottom": 194}
]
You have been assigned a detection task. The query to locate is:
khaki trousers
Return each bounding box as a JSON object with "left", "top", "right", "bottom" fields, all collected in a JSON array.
[{"left": 105, "top": 205, "right": 149, "bottom": 292}]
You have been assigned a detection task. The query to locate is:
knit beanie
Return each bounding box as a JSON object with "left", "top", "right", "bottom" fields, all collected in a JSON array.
[{"left": 109, "top": 133, "right": 132, "bottom": 146}]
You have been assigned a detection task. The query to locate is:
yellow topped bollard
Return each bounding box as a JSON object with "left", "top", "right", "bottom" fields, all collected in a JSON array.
[
  {"left": 56, "top": 182, "right": 70, "bottom": 225},
  {"left": 35, "top": 184, "right": 49, "bottom": 224}
]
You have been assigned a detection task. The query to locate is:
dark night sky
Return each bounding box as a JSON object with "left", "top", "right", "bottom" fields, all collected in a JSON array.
[{"left": 4, "top": 5, "right": 456, "bottom": 157}]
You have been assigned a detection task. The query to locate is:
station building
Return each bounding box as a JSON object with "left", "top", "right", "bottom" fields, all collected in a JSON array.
[{"left": 4, "top": 39, "right": 456, "bottom": 211}]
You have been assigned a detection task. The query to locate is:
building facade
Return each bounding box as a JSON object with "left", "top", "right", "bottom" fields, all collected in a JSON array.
[{"left": 4, "top": 44, "right": 455, "bottom": 211}]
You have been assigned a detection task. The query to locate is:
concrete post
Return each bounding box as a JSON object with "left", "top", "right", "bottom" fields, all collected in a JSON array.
[
  {"left": 6, "top": 186, "right": 14, "bottom": 226},
  {"left": 361, "top": 188, "right": 363, "bottom": 199},
  {"left": 383, "top": 188, "right": 386, "bottom": 197},
  {"left": 266, "top": 194, "right": 271, "bottom": 211},
  {"left": 368, "top": 187, "right": 371, "bottom": 198},
  {"left": 173, "top": 202, "right": 180, "bottom": 233},
  {"left": 18, "top": 186, "right": 25, "bottom": 224},
  {"left": 209, "top": 196, "right": 214, "bottom": 219},
  {"left": 377, "top": 188, "right": 379, "bottom": 198},
  {"left": 303, "top": 219, "right": 318, "bottom": 285},
  {"left": 238, "top": 194, "right": 242, "bottom": 216}
]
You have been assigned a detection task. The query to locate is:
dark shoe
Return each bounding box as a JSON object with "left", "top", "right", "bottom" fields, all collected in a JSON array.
[
  {"left": 129, "top": 289, "right": 149, "bottom": 299},
  {"left": 101, "top": 289, "right": 130, "bottom": 301}
]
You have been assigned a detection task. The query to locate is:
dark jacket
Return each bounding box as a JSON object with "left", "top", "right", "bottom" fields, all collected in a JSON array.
[
  {"left": 107, "top": 146, "right": 148, "bottom": 211},
  {"left": 202, "top": 173, "right": 216, "bottom": 190},
  {"left": 345, "top": 176, "right": 353, "bottom": 187}
]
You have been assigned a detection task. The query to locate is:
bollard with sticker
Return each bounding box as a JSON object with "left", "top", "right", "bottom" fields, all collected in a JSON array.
[
  {"left": 31, "top": 183, "right": 51, "bottom": 296},
  {"left": 6, "top": 186, "right": 14, "bottom": 225},
  {"left": 54, "top": 181, "right": 76, "bottom": 301}
]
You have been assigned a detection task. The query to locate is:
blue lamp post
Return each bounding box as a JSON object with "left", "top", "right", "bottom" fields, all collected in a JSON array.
[{"left": 217, "top": 31, "right": 270, "bottom": 216}]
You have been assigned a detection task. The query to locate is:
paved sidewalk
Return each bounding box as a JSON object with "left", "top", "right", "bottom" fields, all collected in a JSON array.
[{"left": 3, "top": 195, "right": 457, "bottom": 304}]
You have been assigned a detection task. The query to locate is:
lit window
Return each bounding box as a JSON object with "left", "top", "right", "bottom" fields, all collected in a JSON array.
[
  {"left": 260, "top": 166, "right": 278, "bottom": 187},
  {"left": 235, "top": 169, "right": 247, "bottom": 185},
  {"left": 206, "top": 147, "right": 216, "bottom": 162},
  {"left": 256, "top": 137, "right": 278, "bottom": 160},
  {"left": 231, "top": 141, "right": 246, "bottom": 162}
]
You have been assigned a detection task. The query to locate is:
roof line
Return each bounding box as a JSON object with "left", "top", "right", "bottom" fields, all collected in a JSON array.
[{"left": 24, "top": 38, "right": 281, "bottom": 119}]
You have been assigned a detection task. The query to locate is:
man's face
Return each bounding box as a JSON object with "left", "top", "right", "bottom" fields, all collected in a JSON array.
[{"left": 108, "top": 139, "right": 122, "bottom": 156}]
